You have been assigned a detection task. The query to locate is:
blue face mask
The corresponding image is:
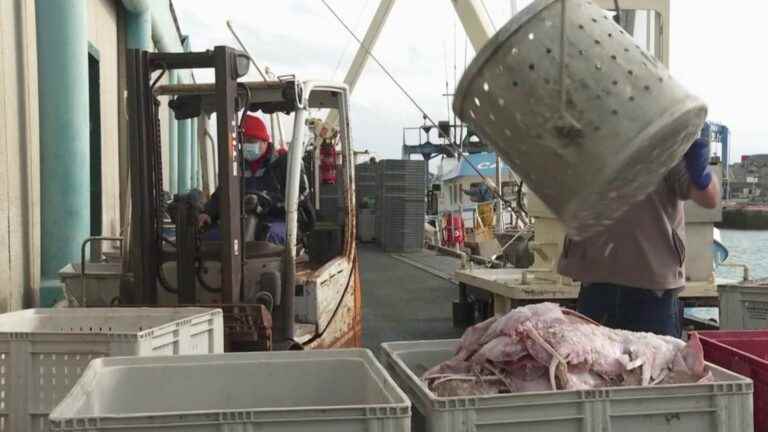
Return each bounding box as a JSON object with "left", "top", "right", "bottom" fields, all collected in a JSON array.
[{"left": 243, "top": 142, "right": 264, "bottom": 161}]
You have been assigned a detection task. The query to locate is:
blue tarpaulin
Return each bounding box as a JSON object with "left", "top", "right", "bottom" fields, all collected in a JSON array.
[{"left": 441, "top": 152, "right": 511, "bottom": 181}]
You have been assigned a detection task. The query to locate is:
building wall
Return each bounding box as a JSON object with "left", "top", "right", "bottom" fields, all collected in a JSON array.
[
  {"left": 0, "top": 0, "right": 41, "bottom": 310},
  {"left": 88, "top": 0, "right": 121, "bottom": 237},
  {"left": 0, "top": 0, "right": 181, "bottom": 311}
]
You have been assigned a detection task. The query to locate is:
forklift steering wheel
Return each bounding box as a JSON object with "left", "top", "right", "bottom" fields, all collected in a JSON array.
[{"left": 244, "top": 191, "right": 273, "bottom": 216}]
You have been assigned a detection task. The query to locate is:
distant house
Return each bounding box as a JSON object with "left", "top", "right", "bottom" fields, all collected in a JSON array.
[{"left": 730, "top": 154, "right": 768, "bottom": 199}]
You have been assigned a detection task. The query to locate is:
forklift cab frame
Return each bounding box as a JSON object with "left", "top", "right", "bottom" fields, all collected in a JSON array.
[{"left": 124, "top": 46, "right": 359, "bottom": 348}]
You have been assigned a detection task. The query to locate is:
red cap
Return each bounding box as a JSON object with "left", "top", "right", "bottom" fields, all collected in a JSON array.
[{"left": 242, "top": 114, "right": 270, "bottom": 142}]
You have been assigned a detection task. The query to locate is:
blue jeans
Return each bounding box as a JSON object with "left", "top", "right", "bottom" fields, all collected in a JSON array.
[{"left": 577, "top": 283, "right": 682, "bottom": 338}]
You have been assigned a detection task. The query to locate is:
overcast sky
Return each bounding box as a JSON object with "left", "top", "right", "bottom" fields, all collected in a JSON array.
[{"left": 174, "top": 0, "right": 767, "bottom": 163}]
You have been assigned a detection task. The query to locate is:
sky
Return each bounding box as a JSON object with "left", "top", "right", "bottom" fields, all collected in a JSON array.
[{"left": 174, "top": 0, "right": 767, "bottom": 164}]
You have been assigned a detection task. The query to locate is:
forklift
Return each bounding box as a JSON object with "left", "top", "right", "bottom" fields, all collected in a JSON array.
[{"left": 121, "top": 46, "right": 361, "bottom": 351}]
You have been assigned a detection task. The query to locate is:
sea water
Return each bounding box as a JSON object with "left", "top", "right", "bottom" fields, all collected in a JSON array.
[
  {"left": 716, "top": 229, "right": 768, "bottom": 281},
  {"left": 686, "top": 229, "right": 768, "bottom": 324}
]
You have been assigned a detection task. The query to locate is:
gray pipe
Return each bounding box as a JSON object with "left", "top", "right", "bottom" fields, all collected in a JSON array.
[{"left": 282, "top": 107, "right": 308, "bottom": 342}]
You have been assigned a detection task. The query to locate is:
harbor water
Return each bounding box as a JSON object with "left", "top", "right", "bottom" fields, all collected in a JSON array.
[
  {"left": 716, "top": 229, "right": 768, "bottom": 281},
  {"left": 686, "top": 229, "right": 766, "bottom": 325}
]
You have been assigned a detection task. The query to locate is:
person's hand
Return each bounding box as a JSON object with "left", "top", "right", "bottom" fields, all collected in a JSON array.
[
  {"left": 684, "top": 138, "right": 712, "bottom": 191},
  {"left": 198, "top": 213, "right": 211, "bottom": 228}
]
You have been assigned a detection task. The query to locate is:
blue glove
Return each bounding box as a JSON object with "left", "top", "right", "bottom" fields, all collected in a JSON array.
[{"left": 684, "top": 138, "right": 712, "bottom": 190}]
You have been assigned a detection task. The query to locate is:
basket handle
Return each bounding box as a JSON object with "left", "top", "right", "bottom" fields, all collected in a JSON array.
[
  {"left": 558, "top": 0, "right": 568, "bottom": 114},
  {"left": 554, "top": 0, "right": 584, "bottom": 141}
]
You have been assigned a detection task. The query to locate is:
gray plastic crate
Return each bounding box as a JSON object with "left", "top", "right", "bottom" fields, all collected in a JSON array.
[
  {"left": 381, "top": 237, "right": 424, "bottom": 253},
  {"left": 357, "top": 181, "right": 377, "bottom": 189},
  {"left": 381, "top": 339, "right": 754, "bottom": 432},
  {"left": 384, "top": 227, "right": 425, "bottom": 237},
  {"left": 380, "top": 177, "right": 426, "bottom": 187},
  {"left": 382, "top": 209, "right": 427, "bottom": 218},
  {"left": 719, "top": 280, "right": 768, "bottom": 329},
  {"left": 379, "top": 224, "right": 425, "bottom": 249},
  {"left": 50, "top": 349, "right": 410, "bottom": 432},
  {"left": 379, "top": 204, "right": 425, "bottom": 214},
  {"left": 381, "top": 184, "right": 424, "bottom": 196},
  {"left": 0, "top": 308, "right": 223, "bottom": 432},
  {"left": 379, "top": 160, "right": 425, "bottom": 170},
  {"left": 380, "top": 210, "right": 425, "bottom": 219}
]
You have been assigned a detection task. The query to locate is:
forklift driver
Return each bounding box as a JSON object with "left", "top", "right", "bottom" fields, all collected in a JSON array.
[{"left": 198, "top": 114, "right": 289, "bottom": 245}]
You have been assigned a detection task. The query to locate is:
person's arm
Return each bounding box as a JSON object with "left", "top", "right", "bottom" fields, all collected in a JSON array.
[
  {"left": 684, "top": 138, "right": 720, "bottom": 209},
  {"left": 200, "top": 187, "right": 221, "bottom": 226},
  {"left": 689, "top": 173, "right": 720, "bottom": 209}
]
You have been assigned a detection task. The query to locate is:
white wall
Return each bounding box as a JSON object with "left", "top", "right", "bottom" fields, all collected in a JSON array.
[
  {"left": 88, "top": 0, "right": 121, "bottom": 237},
  {"left": 0, "top": 0, "right": 41, "bottom": 310}
]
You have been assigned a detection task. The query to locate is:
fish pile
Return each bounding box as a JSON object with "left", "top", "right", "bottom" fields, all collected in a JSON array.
[{"left": 423, "top": 303, "right": 711, "bottom": 397}]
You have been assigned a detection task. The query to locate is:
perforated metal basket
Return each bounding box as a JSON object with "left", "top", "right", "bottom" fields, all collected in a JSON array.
[{"left": 454, "top": 0, "right": 707, "bottom": 239}]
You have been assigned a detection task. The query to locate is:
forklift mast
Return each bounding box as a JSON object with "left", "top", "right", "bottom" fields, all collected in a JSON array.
[{"left": 124, "top": 46, "right": 250, "bottom": 305}]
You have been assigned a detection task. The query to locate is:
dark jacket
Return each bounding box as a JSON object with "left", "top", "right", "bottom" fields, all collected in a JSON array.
[{"left": 205, "top": 152, "right": 315, "bottom": 232}]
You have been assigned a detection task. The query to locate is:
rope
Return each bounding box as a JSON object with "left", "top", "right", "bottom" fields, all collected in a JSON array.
[
  {"left": 331, "top": 0, "right": 373, "bottom": 80},
  {"left": 226, "top": 20, "right": 268, "bottom": 81},
  {"left": 319, "top": 0, "right": 510, "bottom": 202}
]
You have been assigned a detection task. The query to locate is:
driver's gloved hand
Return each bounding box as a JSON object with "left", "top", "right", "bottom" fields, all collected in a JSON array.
[{"left": 198, "top": 213, "right": 211, "bottom": 229}]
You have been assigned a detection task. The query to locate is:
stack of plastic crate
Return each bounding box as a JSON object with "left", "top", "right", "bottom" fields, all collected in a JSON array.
[
  {"left": 355, "top": 162, "right": 378, "bottom": 209},
  {"left": 318, "top": 181, "right": 343, "bottom": 225},
  {"left": 376, "top": 160, "right": 426, "bottom": 252}
]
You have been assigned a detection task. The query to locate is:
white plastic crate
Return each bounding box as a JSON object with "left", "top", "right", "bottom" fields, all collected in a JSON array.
[
  {"left": 381, "top": 339, "right": 754, "bottom": 432},
  {"left": 718, "top": 281, "right": 768, "bottom": 330},
  {"left": 49, "top": 349, "right": 410, "bottom": 432},
  {"left": 0, "top": 307, "right": 223, "bottom": 432}
]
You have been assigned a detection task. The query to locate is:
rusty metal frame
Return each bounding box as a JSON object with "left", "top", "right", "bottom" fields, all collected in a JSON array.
[{"left": 299, "top": 83, "right": 363, "bottom": 349}]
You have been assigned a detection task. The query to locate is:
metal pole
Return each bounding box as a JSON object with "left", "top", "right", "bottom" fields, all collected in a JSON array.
[
  {"left": 495, "top": 155, "right": 504, "bottom": 234},
  {"left": 168, "top": 71, "right": 178, "bottom": 193},
  {"left": 458, "top": 183, "right": 464, "bottom": 251},
  {"left": 214, "top": 47, "right": 243, "bottom": 303},
  {"left": 197, "top": 114, "right": 211, "bottom": 195},
  {"left": 450, "top": 0, "right": 495, "bottom": 51},
  {"left": 282, "top": 106, "right": 308, "bottom": 342}
]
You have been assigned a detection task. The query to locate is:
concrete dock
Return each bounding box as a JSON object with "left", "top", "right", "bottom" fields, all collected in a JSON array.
[{"left": 358, "top": 244, "right": 464, "bottom": 351}]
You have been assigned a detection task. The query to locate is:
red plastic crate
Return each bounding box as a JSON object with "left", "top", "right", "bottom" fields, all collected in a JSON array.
[{"left": 695, "top": 330, "right": 768, "bottom": 432}]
